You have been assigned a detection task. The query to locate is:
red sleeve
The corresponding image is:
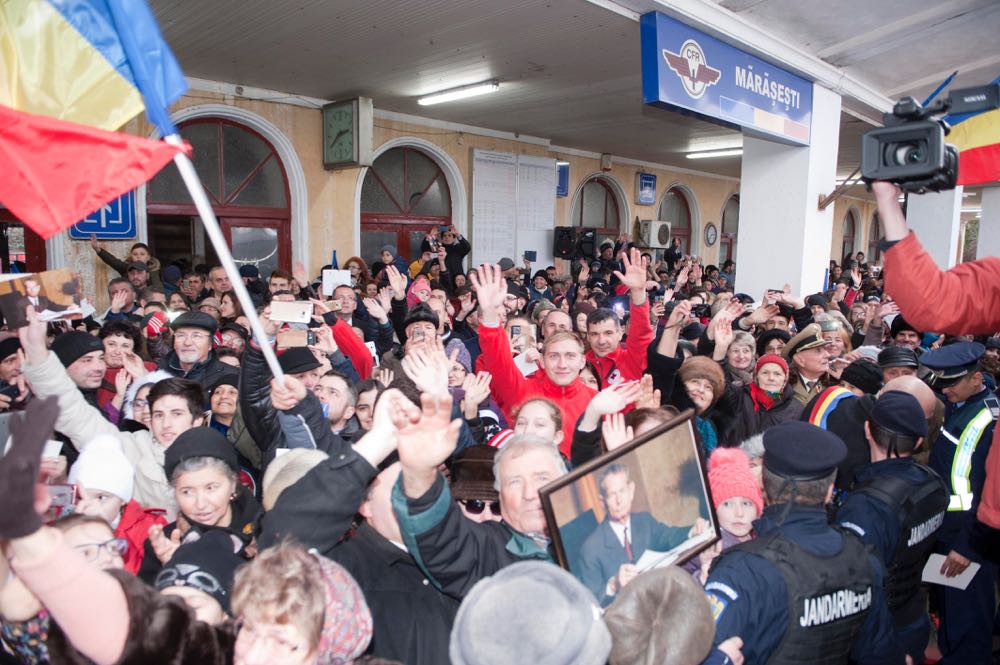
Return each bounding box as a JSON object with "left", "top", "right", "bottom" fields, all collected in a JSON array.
[
  {"left": 844, "top": 287, "right": 860, "bottom": 308},
  {"left": 884, "top": 232, "right": 1000, "bottom": 334},
  {"left": 478, "top": 324, "right": 529, "bottom": 418},
  {"left": 620, "top": 299, "right": 653, "bottom": 379},
  {"left": 978, "top": 430, "right": 1000, "bottom": 528},
  {"left": 329, "top": 319, "right": 373, "bottom": 380}
]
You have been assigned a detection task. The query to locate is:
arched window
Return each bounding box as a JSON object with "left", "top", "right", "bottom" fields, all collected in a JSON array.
[
  {"left": 842, "top": 209, "right": 858, "bottom": 263},
  {"left": 361, "top": 147, "right": 451, "bottom": 268},
  {"left": 867, "top": 213, "right": 882, "bottom": 263},
  {"left": 572, "top": 177, "right": 621, "bottom": 248},
  {"left": 720, "top": 195, "right": 740, "bottom": 263},
  {"left": 147, "top": 119, "right": 290, "bottom": 278},
  {"left": 659, "top": 187, "right": 692, "bottom": 255}
]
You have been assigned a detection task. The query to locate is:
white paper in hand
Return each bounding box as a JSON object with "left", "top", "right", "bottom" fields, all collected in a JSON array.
[
  {"left": 322, "top": 270, "right": 352, "bottom": 296},
  {"left": 921, "top": 553, "right": 980, "bottom": 590}
]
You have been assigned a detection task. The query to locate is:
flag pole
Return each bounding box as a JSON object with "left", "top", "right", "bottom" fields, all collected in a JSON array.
[{"left": 163, "top": 134, "right": 285, "bottom": 381}]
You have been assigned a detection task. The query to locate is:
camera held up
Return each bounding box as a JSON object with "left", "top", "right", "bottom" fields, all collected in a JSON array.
[{"left": 861, "top": 83, "right": 999, "bottom": 194}]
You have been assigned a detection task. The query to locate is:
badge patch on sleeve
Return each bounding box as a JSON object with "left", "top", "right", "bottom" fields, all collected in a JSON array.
[{"left": 706, "top": 592, "right": 728, "bottom": 622}]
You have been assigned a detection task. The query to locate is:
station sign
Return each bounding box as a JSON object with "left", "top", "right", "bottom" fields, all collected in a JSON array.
[
  {"left": 69, "top": 190, "right": 137, "bottom": 240},
  {"left": 640, "top": 12, "right": 813, "bottom": 145}
]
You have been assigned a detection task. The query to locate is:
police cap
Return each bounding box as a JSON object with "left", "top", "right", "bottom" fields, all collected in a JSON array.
[
  {"left": 870, "top": 390, "right": 927, "bottom": 438},
  {"left": 919, "top": 341, "right": 985, "bottom": 388},
  {"left": 763, "top": 422, "right": 846, "bottom": 480},
  {"left": 878, "top": 346, "right": 918, "bottom": 369}
]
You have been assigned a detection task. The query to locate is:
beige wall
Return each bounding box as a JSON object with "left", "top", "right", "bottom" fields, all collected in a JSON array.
[
  {"left": 62, "top": 91, "right": 860, "bottom": 309},
  {"left": 831, "top": 195, "right": 879, "bottom": 265}
]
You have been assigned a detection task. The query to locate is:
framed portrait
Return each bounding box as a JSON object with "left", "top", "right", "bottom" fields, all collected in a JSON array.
[
  {"left": 539, "top": 409, "right": 718, "bottom": 605},
  {"left": 0, "top": 269, "right": 84, "bottom": 329}
]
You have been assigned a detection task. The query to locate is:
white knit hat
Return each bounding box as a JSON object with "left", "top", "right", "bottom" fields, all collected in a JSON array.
[{"left": 68, "top": 436, "right": 135, "bottom": 502}]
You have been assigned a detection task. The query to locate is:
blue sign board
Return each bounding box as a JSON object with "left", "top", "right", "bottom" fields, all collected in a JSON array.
[
  {"left": 640, "top": 12, "right": 813, "bottom": 145},
  {"left": 69, "top": 190, "right": 137, "bottom": 240},
  {"left": 556, "top": 162, "right": 570, "bottom": 197},
  {"left": 636, "top": 172, "right": 657, "bottom": 205}
]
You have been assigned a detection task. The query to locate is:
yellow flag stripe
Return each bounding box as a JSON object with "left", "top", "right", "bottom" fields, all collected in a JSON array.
[
  {"left": 0, "top": 0, "right": 144, "bottom": 131},
  {"left": 950, "top": 108, "right": 1000, "bottom": 153}
]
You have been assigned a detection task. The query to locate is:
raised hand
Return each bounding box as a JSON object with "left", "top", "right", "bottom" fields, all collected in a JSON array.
[
  {"left": 468, "top": 264, "right": 508, "bottom": 326},
  {"left": 745, "top": 303, "right": 779, "bottom": 326},
  {"left": 362, "top": 296, "right": 388, "bottom": 323},
  {"left": 148, "top": 523, "right": 182, "bottom": 564},
  {"left": 109, "top": 288, "right": 129, "bottom": 313},
  {"left": 376, "top": 287, "right": 393, "bottom": 314},
  {"left": 385, "top": 265, "right": 408, "bottom": 301},
  {"left": 121, "top": 352, "right": 149, "bottom": 382},
  {"left": 666, "top": 300, "right": 692, "bottom": 329},
  {"left": 293, "top": 261, "right": 310, "bottom": 289},
  {"left": 588, "top": 381, "right": 641, "bottom": 417},
  {"left": 634, "top": 373, "right": 662, "bottom": 410},
  {"left": 395, "top": 392, "right": 463, "bottom": 497},
  {"left": 376, "top": 367, "right": 394, "bottom": 387},
  {"left": 614, "top": 247, "right": 648, "bottom": 295},
  {"left": 309, "top": 324, "right": 338, "bottom": 355},
  {"left": 18, "top": 306, "right": 49, "bottom": 364},
  {"left": 400, "top": 338, "right": 452, "bottom": 396},
  {"left": 0, "top": 396, "right": 59, "bottom": 538},
  {"left": 461, "top": 371, "right": 493, "bottom": 418},
  {"left": 114, "top": 368, "right": 133, "bottom": 397},
  {"left": 90, "top": 234, "right": 101, "bottom": 252},
  {"left": 578, "top": 260, "right": 591, "bottom": 284},
  {"left": 602, "top": 413, "right": 635, "bottom": 451},
  {"left": 258, "top": 305, "right": 279, "bottom": 338}
]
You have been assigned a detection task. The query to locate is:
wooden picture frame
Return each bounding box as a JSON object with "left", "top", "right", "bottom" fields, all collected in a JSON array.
[{"left": 539, "top": 409, "right": 719, "bottom": 605}]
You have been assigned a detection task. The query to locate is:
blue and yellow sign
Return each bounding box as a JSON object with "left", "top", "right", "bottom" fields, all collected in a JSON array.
[{"left": 641, "top": 12, "right": 813, "bottom": 145}]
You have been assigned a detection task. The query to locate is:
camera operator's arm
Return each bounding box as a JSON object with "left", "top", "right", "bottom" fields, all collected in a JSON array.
[{"left": 877, "top": 181, "right": 1000, "bottom": 333}]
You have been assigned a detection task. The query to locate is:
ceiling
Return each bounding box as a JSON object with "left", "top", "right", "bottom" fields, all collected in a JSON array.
[{"left": 150, "top": 0, "right": 999, "bottom": 182}]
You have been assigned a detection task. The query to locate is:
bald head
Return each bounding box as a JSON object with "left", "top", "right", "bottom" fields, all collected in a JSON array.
[{"left": 880, "top": 375, "right": 937, "bottom": 419}]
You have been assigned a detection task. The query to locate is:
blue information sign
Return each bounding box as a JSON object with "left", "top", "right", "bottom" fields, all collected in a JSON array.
[
  {"left": 69, "top": 190, "right": 137, "bottom": 240},
  {"left": 556, "top": 162, "right": 570, "bottom": 197},
  {"left": 636, "top": 172, "right": 657, "bottom": 205},
  {"left": 640, "top": 12, "right": 813, "bottom": 145}
]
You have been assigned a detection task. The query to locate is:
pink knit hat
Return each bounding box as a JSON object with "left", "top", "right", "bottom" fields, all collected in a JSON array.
[{"left": 707, "top": 448, "right": 764, "bottom": 517}]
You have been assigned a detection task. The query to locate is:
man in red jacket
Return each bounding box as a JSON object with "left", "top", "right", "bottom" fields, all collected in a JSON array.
[
  {"left": 876, "top": 180, "right": 1000, "bottom": 533},
  {"left": 471, "top": 264, "right": 596, "bottom": 458},
  {"left": 585, "top": 247, "right": 655, "bottom": 388}
]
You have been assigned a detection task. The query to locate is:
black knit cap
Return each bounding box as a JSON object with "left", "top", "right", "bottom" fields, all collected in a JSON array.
[
  {"left": 889, "top": 315, "right": 919, "bottom": 338},
  {"left": 0, "top": 337, "right": 21, "bottom": 361},
  {"left": 51, "top": 331, "right": 104, "bottom": 368},
  {"left": 840, "top": 359, "right": 883, "bottom": 395},
  {"left": 404, "top": 302, "right": 439, "bottom": 331},
  {"left": 154, "top": 530, "right": 242, "bottom": 614},
  {"left": 756, "top": 329, "right": 791, "bottom": 357},
  {"left": 164, "top": 427, "right": 239, "bottom": 481},
  {"left": 278, "top": 346, "right": 321, "bottom": 375}
]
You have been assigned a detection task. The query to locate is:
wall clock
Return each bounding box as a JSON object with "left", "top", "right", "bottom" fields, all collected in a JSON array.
[
  {"left": 704, "top": 222, "right": 718, "bottom": 246},
  {"left": 322, "top": 97, "right": 373, "bottom": 169}
]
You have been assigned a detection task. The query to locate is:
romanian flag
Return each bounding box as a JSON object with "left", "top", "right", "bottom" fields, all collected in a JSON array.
[
  {"left": 946, "top": 75, "right": 1000, "bottom": 186},
  {"left": 0, "top": 0, "right": 188, "bottom": 239}
]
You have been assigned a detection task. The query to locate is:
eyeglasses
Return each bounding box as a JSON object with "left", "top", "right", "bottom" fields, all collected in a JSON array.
[
  {"left": 234, "top": 617, "right": 304, "bottom": 657},
  {"left": 133, "top": 399, "right": 149, "bottom": 409},
  {"left": 155, "top": 566, "right": 224, "bottom": 597},
  {"left": 74, "top": 537, "right": 128, "bottom": 562},
  {"left": 174, "top": 332, "right": 210, "bottom": 342},
  {"left": 460, "top": 499, "right": 501, "bottom": 515}
]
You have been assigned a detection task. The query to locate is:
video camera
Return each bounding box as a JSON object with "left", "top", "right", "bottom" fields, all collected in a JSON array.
[{"left": 861, "top": 82, "right": 999, "bottom": 193}]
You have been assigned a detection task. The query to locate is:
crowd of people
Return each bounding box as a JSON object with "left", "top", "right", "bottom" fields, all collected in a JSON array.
[{"left": 0, "top": 183, "right": 998, "bottom": 665}]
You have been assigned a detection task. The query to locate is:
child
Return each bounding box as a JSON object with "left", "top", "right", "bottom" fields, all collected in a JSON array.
[{"left": 687, "top": 447, "right": 764, "bottom": 583}]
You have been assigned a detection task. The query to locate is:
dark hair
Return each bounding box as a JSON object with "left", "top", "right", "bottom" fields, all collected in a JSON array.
[
  {"left": 107, "top": 277, "right": 135, "bottom": 296},
  {"left": 762, "top": 467, "right": 836, "bottom": 506},
  {"left": 356, "top": 378, "right": 382, "bottom": 394},
  {"left": 168, "top": 291, "right": 192, "bottom": 309},
  {"left": 269, "top": 269, "right": 294, "bottom": 282},
  {"left": 140, "top": 286, "right": 165, "bottom": 303},
  {"left": 98, "top": 320, "right": 141, "bottom": 348},
  {"left": 215, "top": 347, "right": 241, "bottom": 363},
  {"left": 147, "top": 377, "right": 205, "bottom": 418},
  {"left": 220, "top": 290, "right": 245, "bottom": 318},
  {"left": 321, "top": 370, "right": 358, "bottom": 406},
  {"left": 586, "top": 308, "right": 620, "bottom": 329}
]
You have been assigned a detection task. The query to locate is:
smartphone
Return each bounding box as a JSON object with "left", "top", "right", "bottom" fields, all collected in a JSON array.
[
  {"left": 0, "top": 383, "right": 19, "bottom": 399},
  {"left": 276, "top": 329, "right": 310, "bottom": 349},
  {"left": 653, "top": 295, "right": 664, "bottom": 305},
  {"left": 439, "top": 225, "right": 450, "bottom": 233},
  {"left": 510, "top": 324, "right": 522, "bottom": 337},
  {"left": 691, "top": 304, "right": 711, "bottom": 318},
  {"left": 523, "top": 250, "right": 537, "bottom": 262},
  {"left": 269, "top": 300, "right": 313, "bottom": 324},
  {"left": 411, "top": 329, "right": 425, "bottom": 342},
  {"left": 985, "top": 397, "right": 1000, "bottom": 419},
  {"left": 46, "top": 484, "right": 77, "bottom": 521}
]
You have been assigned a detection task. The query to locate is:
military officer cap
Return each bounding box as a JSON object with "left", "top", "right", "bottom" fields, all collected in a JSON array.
[
  {"left": 878, "top": 346, "right": 919, "bottom": 369},
  {"left": 763, "top": 422, "right": 847, "bottom": 480},
  {"left": 919, "top": 341, "right": 984, "bottom": 388},
  {"left": 870, "top": 391, "right": 928, "bottom": 438},
  {"left": 781, "top": 323, "right": 828, "bottom": 361}
]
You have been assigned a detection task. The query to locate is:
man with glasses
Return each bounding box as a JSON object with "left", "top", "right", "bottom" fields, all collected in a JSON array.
[
  {"left": 331, "top": 284, "right": 380, "bottom": 343},
  {"left": 159, "top": 311, "right": 237, "bottom": 389}
]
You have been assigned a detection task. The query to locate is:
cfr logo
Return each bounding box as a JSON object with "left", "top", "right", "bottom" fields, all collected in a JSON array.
[{"left": 663, "top": 40, "right": 721, "bottom": 99}]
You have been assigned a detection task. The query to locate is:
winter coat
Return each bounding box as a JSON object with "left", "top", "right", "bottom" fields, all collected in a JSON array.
[
  {"left": 717, "top": 383, "right": 803, "bottom": 447},
  {"left": 117, "top": 499, "right": 167, "bottom": 575},
  {"left": 585, "top": 299, "right": 654, "bottom": 388},
  {"left": 157, "top": 350, "right": 238, "bottom": 391}
]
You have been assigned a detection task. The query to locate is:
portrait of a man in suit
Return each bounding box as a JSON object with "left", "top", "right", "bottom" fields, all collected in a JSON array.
[
  {"left": 23, "top": 276, "right": 66, "bottom": 313},
  {"left": 577, "top": 462, "right": 690, "bottom": 606}
]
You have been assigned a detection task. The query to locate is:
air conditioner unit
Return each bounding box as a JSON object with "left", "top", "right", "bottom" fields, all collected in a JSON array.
[{"left": 636, "top": 220, "right": 671, "bottom": 248}]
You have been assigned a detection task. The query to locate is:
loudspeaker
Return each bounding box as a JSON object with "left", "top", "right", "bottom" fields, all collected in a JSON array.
[
  {"left": 553, "top": 227, "right": 577, "bottom": 259},
  {"left": 577, "top": 227, "right": 597, "bottom": 259}
]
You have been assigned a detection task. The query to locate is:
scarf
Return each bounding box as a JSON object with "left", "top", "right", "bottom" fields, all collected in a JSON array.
[
  {"left": 749, "top": 383, "right": 782, "bottom": 413},
  {"left": 695, "top": 416, "right": 718, "bottom": 456}
]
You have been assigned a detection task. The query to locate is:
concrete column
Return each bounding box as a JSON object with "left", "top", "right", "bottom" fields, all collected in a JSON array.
[
  {"left": 976, "top": 187, "right": 1000, "bottom": 259},
  {"left": 905, "top": 187, "right": 963, "bottom": 268},
  {"left": 734, "top": 84, "right": 841, "bottom": 300}
]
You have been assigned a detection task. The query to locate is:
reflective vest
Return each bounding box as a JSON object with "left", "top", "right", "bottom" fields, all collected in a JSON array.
[
  {"left": 940, "top": 407, "right": 994, "bottom": 512},
  {"left": 738, "top": 530, "right": 874, "bottom": 665},
  {"left": 851, "top": 466, "right": 948, "bottom": 626}
]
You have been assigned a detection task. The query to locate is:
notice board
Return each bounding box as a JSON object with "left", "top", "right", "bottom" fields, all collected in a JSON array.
[{"left": 472, "top": 149, "right": 556, "bottom": 269}]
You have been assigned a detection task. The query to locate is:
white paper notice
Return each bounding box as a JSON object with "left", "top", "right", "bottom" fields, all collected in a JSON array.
[
  {"left": 512, "top": 352, "right": 538, "bottom": 377},
  {"left": 322, "top": 269, "right": 352, "bottom": 296},
  {"left": 921, "top": 553, "right": 981, "bottom": 590}
]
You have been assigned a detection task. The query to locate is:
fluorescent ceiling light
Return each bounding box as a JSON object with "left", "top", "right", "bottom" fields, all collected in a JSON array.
[
  {"left": 556, "top": 160, "right": 570, "bottom": 166},
  {"left": 685, "top": 148, "right": 743, "bottom": 160},
  {"left": 418, "top": 80, "right": 499, "bottom": 106}
]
